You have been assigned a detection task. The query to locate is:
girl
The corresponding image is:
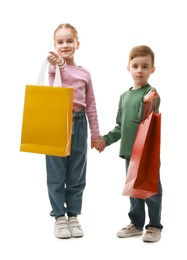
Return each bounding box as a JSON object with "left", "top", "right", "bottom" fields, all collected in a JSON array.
[{"left": 46, "top": 23, "right": 104, "bottom": 239}]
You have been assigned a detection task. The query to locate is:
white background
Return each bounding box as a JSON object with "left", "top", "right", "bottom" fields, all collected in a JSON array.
[{"left": 1, "top": 0, "right": 186, "bottom": 259}]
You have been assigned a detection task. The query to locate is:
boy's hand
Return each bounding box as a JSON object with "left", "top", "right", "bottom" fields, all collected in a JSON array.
[
  {"left": 47, "top": 51, "right": 65, "bottom": 66},
  {"left": 144, "top": 89, "right": 158, "bottom": 103},
  {"left": 91, "top": 138, "right": 106, "bottom": 153}
]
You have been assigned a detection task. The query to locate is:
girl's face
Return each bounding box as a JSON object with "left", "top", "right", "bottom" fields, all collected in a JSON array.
[
  {"left": 54, "top": 28, "right": 79, "bottom": 63},
  {"left": 128, "top": 55, "right": 155, "bottom": 87}
]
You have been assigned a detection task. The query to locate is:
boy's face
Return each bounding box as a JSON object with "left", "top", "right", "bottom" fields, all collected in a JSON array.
[{"left": 127, "top": 55, "right": 155, "bottom": 87}]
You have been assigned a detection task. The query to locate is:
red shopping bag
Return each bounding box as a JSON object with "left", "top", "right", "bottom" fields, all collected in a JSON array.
[{"left": 122, "top": 108, "right": 161, "bottom": 199}]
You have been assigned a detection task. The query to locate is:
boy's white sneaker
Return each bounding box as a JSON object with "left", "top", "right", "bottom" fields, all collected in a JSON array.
[
  {"left": 142, "top": 227, "right": 161, "bottom": 242},
  {"left": 68, "top": 217, "right": 84, "bottom": 238},
  {"left": 117, "top": 223, "right": 143, "bottom": 238},
  {"left": 54, "top": 216, "right": 71, "bottom": 239}
]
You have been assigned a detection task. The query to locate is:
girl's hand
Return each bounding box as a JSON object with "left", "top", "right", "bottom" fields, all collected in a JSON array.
[
  {"left": 91, "top": 138, "right": 106, "bottom": 153},
  {"left": 47, "top": 51, "right": 65, "bottom": 67},
  {"left": 144, "top": 89, "right": 158, "bottom": 103}
]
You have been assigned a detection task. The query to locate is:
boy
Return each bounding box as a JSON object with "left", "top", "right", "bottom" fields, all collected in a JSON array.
[{"left": 100, "top": 45, "right": 163, "bottom": 242}]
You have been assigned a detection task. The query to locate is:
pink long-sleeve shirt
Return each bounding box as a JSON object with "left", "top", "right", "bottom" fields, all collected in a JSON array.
[{"left": 48, "top": 64, "right": 101, "bottom": 139}]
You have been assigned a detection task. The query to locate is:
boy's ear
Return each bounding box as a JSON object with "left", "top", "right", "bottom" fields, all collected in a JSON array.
[
  {"left": 127, "top": 66, "right": 130, "bottom": 72},
  {"left": 152, "top": 66, "right": 156, "bottom": 73}
]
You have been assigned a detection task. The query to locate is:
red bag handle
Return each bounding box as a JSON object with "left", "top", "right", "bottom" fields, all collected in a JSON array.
[{"left": 142, "top": 101, "right": 158, "bottom": 122}]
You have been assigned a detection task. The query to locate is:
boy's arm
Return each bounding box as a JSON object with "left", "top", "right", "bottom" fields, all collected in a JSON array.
[
  {"left": 103, "top": 124, "right": 121, "bottom": 146},
  {"left": 103, "top": 106, "right": 122, "bottom": 146}
]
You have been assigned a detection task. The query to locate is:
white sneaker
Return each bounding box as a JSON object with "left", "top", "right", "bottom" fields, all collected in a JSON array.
[
  {"left": 117, "top": 223, "right": 143, "bottom": 238},
  {"left": 54, "top": 216, "right": 71, "bottom": 239},
  {"left": 142, "top": 227, "right": 161, "bottom": 242},
  {"left": 68, "top": 217, "right": 84, "bottom": 238}
]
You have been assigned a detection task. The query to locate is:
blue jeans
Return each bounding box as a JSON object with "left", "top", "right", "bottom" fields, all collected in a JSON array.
[
  {"left": 46, "top": 111, "right": 87, "bottom": 218},
  {"left": 125, "top": 157, "right": 163, "bottom": 230}
]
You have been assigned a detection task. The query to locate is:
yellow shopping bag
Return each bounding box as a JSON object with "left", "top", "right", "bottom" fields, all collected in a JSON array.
[{"left": 20, "top": 59, "right": 73, "bottom": 156}]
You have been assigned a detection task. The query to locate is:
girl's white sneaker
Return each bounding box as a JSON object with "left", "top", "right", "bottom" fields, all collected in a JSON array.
[
  {"left": 54, "top": 216, "right": 71, "bottom": 239},
  {"left": 68, "top": 217, "right": 84, "bottom": 238}
]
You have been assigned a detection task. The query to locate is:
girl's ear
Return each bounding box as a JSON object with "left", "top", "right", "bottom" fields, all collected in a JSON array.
[
  {"left": 76, "top": 41, "right": 80, "bottom": 50},
  {"left": 127, "top": 66, "right": 130, "bottom": 72}
]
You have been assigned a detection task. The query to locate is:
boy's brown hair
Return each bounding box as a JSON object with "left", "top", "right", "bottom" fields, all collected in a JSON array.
[{"left": 129, "top": 45, "right": 155, "bottom": 66}]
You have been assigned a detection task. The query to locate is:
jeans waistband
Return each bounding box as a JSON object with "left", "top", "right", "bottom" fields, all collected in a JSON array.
[{"left": 73, "top": 110, "right": 86, "bottom": 118}]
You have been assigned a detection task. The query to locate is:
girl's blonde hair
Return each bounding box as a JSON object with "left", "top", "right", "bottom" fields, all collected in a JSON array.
[
  {"left": 54, "top": 23, "right": 79, "bottom": 42},
  {"left": 129, "top": 45, "right": 155, "bottom": 66}
]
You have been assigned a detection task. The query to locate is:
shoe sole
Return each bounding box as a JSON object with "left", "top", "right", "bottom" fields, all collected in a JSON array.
[
  {"left": 58, "top": 236, "right": 71, "bottom": 239},
  {"left": 55, "top": 234, "right": 71, "bottom": 239},
  {"left": 71, "top": 235, "right": 84, "bottom": 238},
  {"left": 143, "top": 236, "right": 161, "bottom": 242},
  {"left": 117, "top": 232, "right": 143, "bottom": 238}
]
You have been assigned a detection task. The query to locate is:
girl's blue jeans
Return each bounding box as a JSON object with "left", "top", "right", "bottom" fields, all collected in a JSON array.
[
  {"left": 46, "top": 111, "right": 87, "bottom": 218},
  {"left": 125, "top": 157, "right": 163, "bottom": 230}
]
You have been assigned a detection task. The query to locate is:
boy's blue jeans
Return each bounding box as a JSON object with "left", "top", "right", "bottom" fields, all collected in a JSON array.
[
  {"left": 125, "top": 157, "right": 163, "bottom": 230},
  {"left": 46, "top": 111, "right": 87, "bottom": 218}
]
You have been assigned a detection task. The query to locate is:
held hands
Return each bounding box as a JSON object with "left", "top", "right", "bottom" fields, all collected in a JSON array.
[
  {"left": 91, "top": 137, "right": 106, "bottom": 153},
  {"left": 144, "top": 89, "right": 158, "bottom": 103},
  {"left": 47, "top": 51, "right": 65, "bottom": 67}
]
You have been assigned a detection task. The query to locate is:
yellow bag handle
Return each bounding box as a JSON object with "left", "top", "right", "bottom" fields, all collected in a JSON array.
[{"left": 37, "top": 58, "right": 62, "bottom": 87}]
